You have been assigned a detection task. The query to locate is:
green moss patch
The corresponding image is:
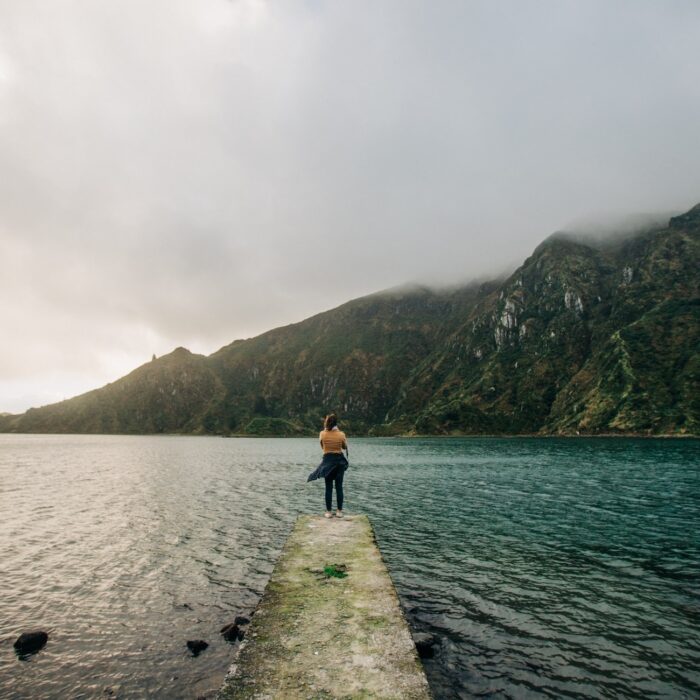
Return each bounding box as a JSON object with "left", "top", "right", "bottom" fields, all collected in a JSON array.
[{"left": 323, "top": 564, "right": 348, "bottom": 579}]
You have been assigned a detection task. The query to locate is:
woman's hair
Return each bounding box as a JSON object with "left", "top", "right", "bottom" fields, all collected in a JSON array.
[{"left": 324, "top": 413, "right": 338, "bottom": 431}]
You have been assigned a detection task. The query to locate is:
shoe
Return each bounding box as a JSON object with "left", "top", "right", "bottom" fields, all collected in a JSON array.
[
  {"left": 324, "top": 511, "right": 333, "bottom": 519},
  {"left": 335, "top": 510, "right": 344, "bottom": 518}
]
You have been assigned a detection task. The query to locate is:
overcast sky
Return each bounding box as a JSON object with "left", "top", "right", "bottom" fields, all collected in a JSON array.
[{"left": 1, "top": 1, "right": 699, "bottom": 413}]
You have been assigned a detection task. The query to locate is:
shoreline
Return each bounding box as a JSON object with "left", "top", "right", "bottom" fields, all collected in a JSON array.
[{"left": 0, "top": 431, "right": 697, "bottom": 439}]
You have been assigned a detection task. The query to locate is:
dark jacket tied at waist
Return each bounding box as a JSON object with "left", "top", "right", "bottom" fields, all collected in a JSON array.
[{"left": 307, "top": 452, "right": 349, "bottom": 482}]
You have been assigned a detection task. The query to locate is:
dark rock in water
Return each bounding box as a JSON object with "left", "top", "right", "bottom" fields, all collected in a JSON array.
[
  {"left": 186, "top": 640, "right": 208, "bottom": 656},
  {"left": 234, "top": 615, "right": 250, "bottom": 626},
  {"left": 412, "top": 632, "right": 437, "bottom": 659},
  {"left": 220, "top": 623, "right": 240, "bottom": 642},
  {"left": 14, "top": 630, "right": 48, "bottom": 655}
]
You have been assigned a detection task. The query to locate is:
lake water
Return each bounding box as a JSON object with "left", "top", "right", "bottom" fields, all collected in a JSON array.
[{"left": 1, "top": 435, "right": 699, "bottom": 699}]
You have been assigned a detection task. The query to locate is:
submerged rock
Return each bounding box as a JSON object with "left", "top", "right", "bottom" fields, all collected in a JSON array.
[
  {"left": 412, "top": 632, "right": 437, "bottom": 659},
  {"left": 220, "top": 623, "right": 240, "bottom": 642},
  {"left": 220, "top": 622, "right": 247, "bottom": 642},
  {"left": 220, "top": 614, "right": 250, "bottom": 642},
  {"left": 186, "top": 640, "right": 208, "bottom": 656},
  {"left": 14, "top": 630, "right": 48, "bottom": 655}
]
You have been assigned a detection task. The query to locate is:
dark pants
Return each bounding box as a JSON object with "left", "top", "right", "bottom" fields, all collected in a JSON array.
[{"left": 324, "top": 467, "right": 344, "bottom": 511}]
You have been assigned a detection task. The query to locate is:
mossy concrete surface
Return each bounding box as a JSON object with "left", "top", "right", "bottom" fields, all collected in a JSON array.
[{"left": 217, "top": 514, "right": 431, "bottom": 699}]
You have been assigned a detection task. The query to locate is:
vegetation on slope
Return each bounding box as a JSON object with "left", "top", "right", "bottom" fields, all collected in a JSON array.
[{"left": 2, "top": 205, "right": 698, "bottom": 436}]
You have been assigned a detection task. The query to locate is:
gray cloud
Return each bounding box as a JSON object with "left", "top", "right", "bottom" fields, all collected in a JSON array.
[{"left": 1, "top": 0, "right": 700, "bottom": 412}]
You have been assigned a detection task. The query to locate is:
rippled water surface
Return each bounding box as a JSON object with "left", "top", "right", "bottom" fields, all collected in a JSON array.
[{"left": 1, "top": 435, "right": 699, "bottom": 699}]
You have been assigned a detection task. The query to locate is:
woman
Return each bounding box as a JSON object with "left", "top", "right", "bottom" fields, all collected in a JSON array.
[{"left": 306, "top": 413, "right": 349, "bottom": 518}]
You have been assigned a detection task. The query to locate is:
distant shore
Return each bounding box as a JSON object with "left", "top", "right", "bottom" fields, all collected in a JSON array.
[{"left": 1, "top": 430, "right": 697, "bottom": 439}]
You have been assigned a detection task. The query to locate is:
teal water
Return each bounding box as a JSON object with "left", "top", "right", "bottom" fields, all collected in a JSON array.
[{"left": 1, "top": 435, "right": 698, "bottom": 698}]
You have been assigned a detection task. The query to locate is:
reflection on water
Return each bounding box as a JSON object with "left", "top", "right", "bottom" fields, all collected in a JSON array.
[{"left": 1, "top": 435, "right": 699, "bottom": 698}]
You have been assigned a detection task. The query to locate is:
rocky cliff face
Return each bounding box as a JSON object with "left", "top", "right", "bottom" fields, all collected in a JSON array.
[
  {"left": 387, "top": 206, "right": 699, "bottom": 435},
  {"left": 2, "top": 205, "right": 698, "bottom": 436}
]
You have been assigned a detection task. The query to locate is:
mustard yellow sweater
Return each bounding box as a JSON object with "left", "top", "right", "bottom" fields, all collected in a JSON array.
[{"left": 319, "top": 429, "right": 348, "bottom": 454}]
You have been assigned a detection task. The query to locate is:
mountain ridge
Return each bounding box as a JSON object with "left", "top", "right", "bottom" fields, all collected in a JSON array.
[{"left": 2, "top": 205, "right": 698, "bottom": 437}]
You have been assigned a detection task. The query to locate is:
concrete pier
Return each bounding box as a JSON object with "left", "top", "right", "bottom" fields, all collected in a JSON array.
[{"left": 217, "top": 514, "right": 431, "bottom": 699}]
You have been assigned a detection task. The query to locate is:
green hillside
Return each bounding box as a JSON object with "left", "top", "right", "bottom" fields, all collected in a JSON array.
[
  {"left": 1, "top": 205, "right": 698, "bottom": 436},
  {"left": 3, "top": 348, "right": 224, "bottom": 434},
  {"left": 387, "top": 205, "right": 699, "bottom": 436}
]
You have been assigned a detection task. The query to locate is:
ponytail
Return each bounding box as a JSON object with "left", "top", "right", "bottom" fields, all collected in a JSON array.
[{"left": 324, "top": 413, "right": 338, "bottom": 431}]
